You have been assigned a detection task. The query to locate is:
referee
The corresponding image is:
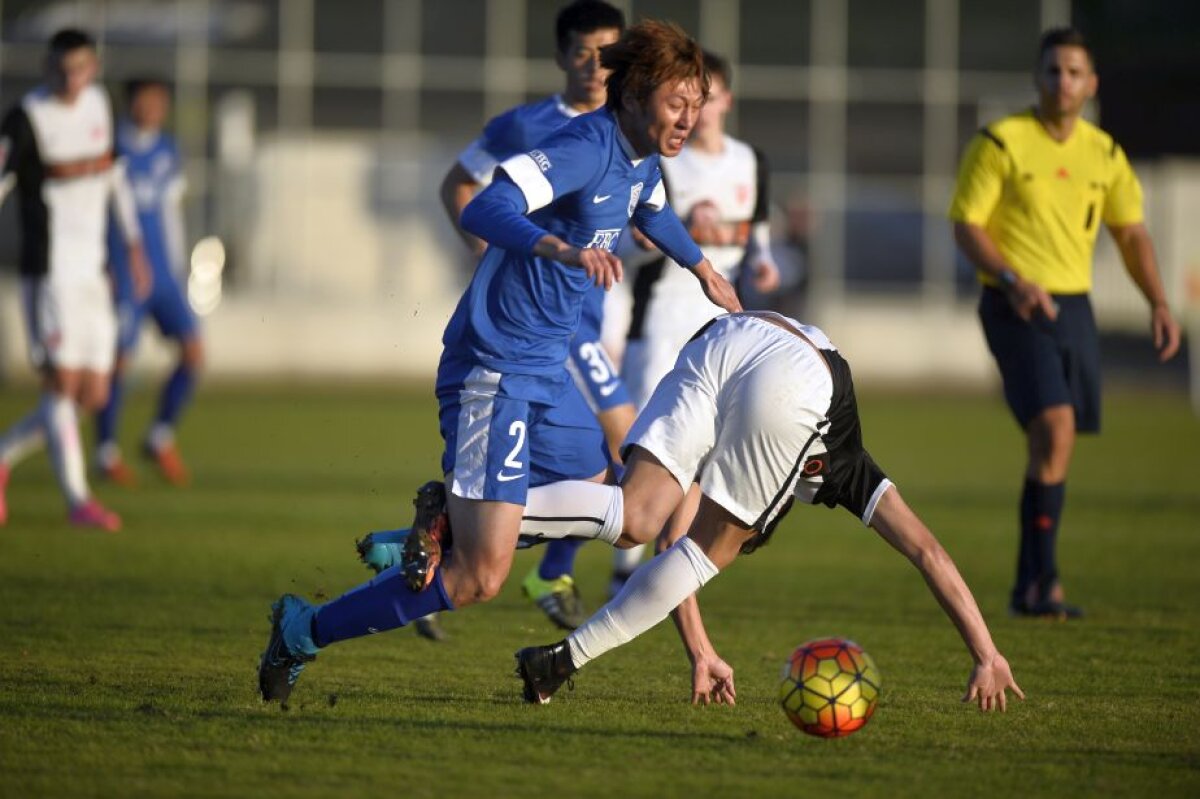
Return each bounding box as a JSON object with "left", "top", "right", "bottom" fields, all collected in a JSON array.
[{"left": 949, "top": 28, "right": 1181, "bottom": 619}]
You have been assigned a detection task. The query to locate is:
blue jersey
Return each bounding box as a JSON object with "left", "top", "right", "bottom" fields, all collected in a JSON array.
[
  {"left": 443, "top": 108, "right": 672, "bottom": 403},
  {"left": 456, "top": 96, "right": 607, "bottom": 338},
  {"left": 108, "top": 122, "right": 185, "bottom": 296}
]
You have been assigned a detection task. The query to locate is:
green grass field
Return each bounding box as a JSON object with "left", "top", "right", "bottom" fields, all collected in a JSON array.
[{"left": 1, "top": 383, "right": 1197, "bottom": 798}]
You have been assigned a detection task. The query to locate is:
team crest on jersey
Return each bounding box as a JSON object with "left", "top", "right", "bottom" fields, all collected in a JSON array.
[
  {"left": 529, "top": 149, "right": 552, "bottom": 172},
  {"left": 586, "top": 228, "right": 623, "bottom": 251},
  {"left": 627, "top": 182, "right": 643, "bottom": 216}
]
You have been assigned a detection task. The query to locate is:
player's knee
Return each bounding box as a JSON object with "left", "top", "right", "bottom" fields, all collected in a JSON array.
[
  {"left": 620, "top": 503, "right": 661, "bottom": 546},
  {"left": 181, "top": 337, "right": 205, "bottom": 370}
]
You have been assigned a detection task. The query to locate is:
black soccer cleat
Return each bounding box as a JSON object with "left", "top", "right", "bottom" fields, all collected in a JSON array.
[
  {"left": 414, "top": 613, "right": 448, "bottom": 642},
  {"left": 258, "top": 595, "right": 317, "bottom": 708},
  {"left": 514, "top": 641, "right": 577, "bottom": 704},
  {"left": 401, "top": 481, "right": 452, "bottom": 592}
]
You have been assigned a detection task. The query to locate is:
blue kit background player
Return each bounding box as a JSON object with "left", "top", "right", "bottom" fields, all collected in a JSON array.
[
  {"left": 259, "top": 19, "right": 742, "bottom": 707},
  {"left": 434, "top": 0, "right": 630, "bottom": 631},
  {"left": 96, "top": 78, "right": 203, "bottom": 487}
]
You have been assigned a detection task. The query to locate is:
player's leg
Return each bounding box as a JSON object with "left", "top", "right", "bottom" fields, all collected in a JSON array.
[
  {"left": 144, "top": 283, "right": 203, "bottom": 485},
  {"left": 979, "top": 287, "right": 1081, "bottom": 618},
  {"left": 95, "top": 295, "right": 143, "bottom": 485},
  {"left": 522, "top": 378, "right": 617, "bottom": 628}
]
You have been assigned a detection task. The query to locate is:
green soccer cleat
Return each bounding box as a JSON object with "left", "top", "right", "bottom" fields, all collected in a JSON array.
[
  {"left": 515, "top": 641, "right": 577, "bottom": 704},
  {"left": 258, "top": 594, "right": 320, "bottom": 708},
  {"left": 521, "top": 567, "right": 587, "bottom": 630}
]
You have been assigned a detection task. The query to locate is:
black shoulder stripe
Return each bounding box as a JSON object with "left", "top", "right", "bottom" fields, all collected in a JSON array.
[{"left": 979, "top": 127, "right": 1005, "bottom": 151}]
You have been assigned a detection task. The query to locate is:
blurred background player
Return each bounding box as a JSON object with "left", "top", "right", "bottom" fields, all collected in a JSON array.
[
  {"left": 95, "top": 77, "right": 202, "bottom": 487},
  {"left": 258, "top": 20, "right": 741, "bottom": 708},
  {"left": 611, "top": 50, "right": 780, "bottom": 594},
  {"left": 949, "top": 28, "right": 1181, "bottom": 619},
  {"left": 432, "top": 0, "right": 628, "bottom": 632},
  {"left": 0, "top": 28, "right": 147, "bottom": 531},
  {"left": 515, "top": 311, "right": 1024, "bottom": 713}
]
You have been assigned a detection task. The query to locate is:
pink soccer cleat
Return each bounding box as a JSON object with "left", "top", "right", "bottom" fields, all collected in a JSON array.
[{"left": 68, "top": 499, "right": 122, "bottom": 532}]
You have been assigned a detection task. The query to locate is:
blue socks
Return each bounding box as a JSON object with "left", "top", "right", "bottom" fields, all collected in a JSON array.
[
  {"left": 158, "top": 363, "right": 196, "bottom": 428},
  {"left": 538, "top": 538, "right": 585, "bottom": 581},
  {"left": 96, "top": 371, "right": 126, "bottom": 448},
  {"left": 311, "top": 566, "right": 454, "bottom": 647}
]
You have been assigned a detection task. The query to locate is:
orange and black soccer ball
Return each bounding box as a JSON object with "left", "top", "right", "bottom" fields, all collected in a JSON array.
[{"left": 779, "top": 637, "right": 881, "bottom": 737}]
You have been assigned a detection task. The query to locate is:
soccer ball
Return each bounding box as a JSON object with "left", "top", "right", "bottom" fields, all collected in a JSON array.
[{"left": 779, "top": 637, "right": 881, "bottom": 738}]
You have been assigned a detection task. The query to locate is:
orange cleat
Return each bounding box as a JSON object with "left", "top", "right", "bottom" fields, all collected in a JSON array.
[
  {"left": 69, "top": 499, "right": 122, "bottom": 532},
  {"left": 146, "top": 442, "right": 191, "bottom": 486},
  {"left": 99, "top": 457, "right": 138, "bottom": 487}
]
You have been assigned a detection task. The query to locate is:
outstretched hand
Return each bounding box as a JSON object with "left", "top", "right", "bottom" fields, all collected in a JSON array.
[
  {"left": 963, "top": 652, "right": 1025, "bottom": 712},
  {"left": 693, "top": 259, "right": 742, "bottom": 314},
  {"left": 691, "top": 653, "right": 737, "bottom": 706}
]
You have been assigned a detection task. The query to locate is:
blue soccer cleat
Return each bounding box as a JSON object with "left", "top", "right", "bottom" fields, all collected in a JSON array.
[{"left": 258, "top": 594, "right": 320, "bottom": 708}]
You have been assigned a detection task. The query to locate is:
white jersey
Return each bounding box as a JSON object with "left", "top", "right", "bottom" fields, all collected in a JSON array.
[
  {"left": 624, "top": 312, "right": 892, "bottom": 538},
  {"left": 622, "top": 134, "right": 771, "bottom": 408},
  {"left": 0, "top": 84, "right": 136, "bottom": 282}
]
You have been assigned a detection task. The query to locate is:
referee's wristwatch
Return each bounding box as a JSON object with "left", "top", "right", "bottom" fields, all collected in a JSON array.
[{"left": 998, "top": 269, "right": 1019, "bottom": 290}]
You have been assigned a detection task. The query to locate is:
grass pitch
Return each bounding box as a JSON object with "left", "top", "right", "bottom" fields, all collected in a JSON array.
[{"left": 0, "top": 383, "right": 1197, "bottom": 798}]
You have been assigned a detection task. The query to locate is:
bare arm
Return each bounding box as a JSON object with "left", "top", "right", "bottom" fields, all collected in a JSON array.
[
  {"left": 953, "top": 221, "right": 1057, "bottom": 322},
  {"left": 869, "top": 486, "right": 1024, "bottom": 711},
  {"left": 439, "top": 162, "right": 487, "bottom": 258},
  {"left": 662, "top": 491, "right": 747, "bottom": 705},
  {"left": 1108, "top": 222, "right": 1181, "bottom": 362}
]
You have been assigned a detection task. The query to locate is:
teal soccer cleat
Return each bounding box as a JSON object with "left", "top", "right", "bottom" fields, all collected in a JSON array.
[
  {"left": 258, "top": 594, "right": 320, "bottom": 708},
  {"left": 355, "top": 528, "right": 410, "bottom": 574}
]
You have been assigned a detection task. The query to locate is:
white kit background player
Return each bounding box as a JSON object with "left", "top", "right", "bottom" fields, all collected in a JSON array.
[
  {"left": 0, "top": 29, "right": 147, "bottom": 531},
  {"left": 613, "top": 50, "right": 780, "bottom": 590}
]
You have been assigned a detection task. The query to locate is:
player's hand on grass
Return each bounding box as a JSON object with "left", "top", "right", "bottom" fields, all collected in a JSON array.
[
  {"left": 962, "top": 652, "right": 1024, "bottom": 712},
  {"left": 692, "top": 258, "right": 742, "bottom": 314},
  {"left": 691, "top": 653, "right": 736, "bottom": 706},
  {"left": 1150, "top": 303, "right": 1181, "bottom": 362}
]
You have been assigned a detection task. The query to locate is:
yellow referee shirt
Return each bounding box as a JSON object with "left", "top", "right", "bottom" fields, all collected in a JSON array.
[{"left": 948, "top": 109, "right": 1144, "bottom": 294}]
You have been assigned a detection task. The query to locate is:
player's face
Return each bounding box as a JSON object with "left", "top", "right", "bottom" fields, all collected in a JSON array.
[
  {"left": 694, "top": 75, "right": 730, "bottom": 137},
  {"left": 48, "top": 46, "right": 98, "bottom": 103},
  {"left": 624, "top": 78, "right": 705, "bottom": 158},
  {"left": 557, "top": 27, "right": 622, "bottom": 110},
  {"left": 1035, "top": 45, "right": 1096, "bottom": 120},
  {"left": 131, "top": 85, "right": 171, "bottom": 132}
]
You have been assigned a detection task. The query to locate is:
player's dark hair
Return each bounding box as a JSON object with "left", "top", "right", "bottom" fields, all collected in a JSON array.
[
  {"left": 601, "top": 19, "right": 709, "bottom": 112},
  {"left": 48, "top": 28, "right": 95, "bottom": 54},
  {"left": 703, "top": 50, "right": 732, "bottom": 90},
  {"left": 555, "top": 0, "right": 625, "bottom": 53},
  {"left": 1037, "top": 27, "right": 1094, "bottom": 68},
  {"left": 125, "top": 77, "right": 171, "bottom": 101}
]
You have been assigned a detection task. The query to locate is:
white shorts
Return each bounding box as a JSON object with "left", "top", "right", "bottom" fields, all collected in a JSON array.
[
  {"left": 623, "top": 313, "right": 892, "bottom": 538},
  {"left": 21, "top": 274, "right": 117, "bottom": 373}
]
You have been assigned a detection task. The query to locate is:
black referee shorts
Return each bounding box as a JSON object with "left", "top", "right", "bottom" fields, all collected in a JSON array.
[{"left": 978, "top": 286, "right": 1101, "bottom": 433}]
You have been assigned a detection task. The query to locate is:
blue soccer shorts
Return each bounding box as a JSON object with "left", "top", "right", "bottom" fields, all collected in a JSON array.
[{"left": 439, "top": 366, "right": 609, "bottom": 505}]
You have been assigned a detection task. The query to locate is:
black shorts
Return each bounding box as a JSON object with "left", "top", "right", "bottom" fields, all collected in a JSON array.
[{"left": 979, "top": 287, "right": 1101, "bottom": 433}]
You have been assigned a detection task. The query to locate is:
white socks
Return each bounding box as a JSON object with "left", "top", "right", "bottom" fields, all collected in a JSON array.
[
  {"left": 567, "top": 537, "right": 719, "bottom": 669},
  {"left": 611, "top": 544, "right": 645, "bottom": 576},
  {"left": 41, "top": 394, "right": 89, "bottom": 506},
  {"left": 520, "top": 480, "right": 624, "bottom": 545}
]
